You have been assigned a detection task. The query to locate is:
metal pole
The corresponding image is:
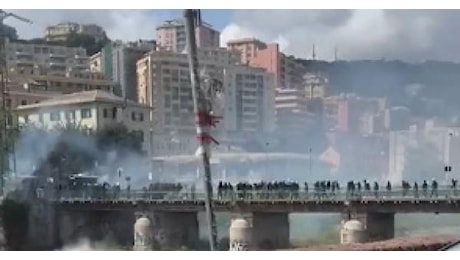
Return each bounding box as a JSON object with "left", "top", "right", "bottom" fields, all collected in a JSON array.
[
  {"left": 149, "top": 128, "right": 154, "bottom": 180},
  {"left": 0, "top": 19, "right": 7, "bottom": 196},
  {"left": 309, "top": 147, "right": 312, "bottom": 180},
  {"left": 183, "top": 9, "right": 218, "bottom": 250}
]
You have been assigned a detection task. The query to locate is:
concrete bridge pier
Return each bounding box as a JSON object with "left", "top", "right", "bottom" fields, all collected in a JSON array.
[
  {"left": 251, "top": 212, "right": 290, "bottom": 250},
  {"left": 341, "top": 212, "right": 395, "bottom": 243},
  {"left": 58, "top": 209, "right": 135, "bottom": 248},
  {"left": 149, "top": 211, "right": 199, "bottom": 250}
]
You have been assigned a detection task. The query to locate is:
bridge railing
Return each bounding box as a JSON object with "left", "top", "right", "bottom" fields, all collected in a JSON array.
[{"left": 52, "top": 187, "right": 460, "bottom": 203}]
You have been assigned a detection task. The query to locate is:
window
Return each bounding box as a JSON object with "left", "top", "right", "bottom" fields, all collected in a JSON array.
[
  {"left": 81, "top": 108, "right": 92, "bottom": 119},
  {"left": 50, "top": 111, "right": 60, "bottom": 121},
  {"left": 23, "top": 115, "right": 29, "bottom": 123},
  {"left": 21, "top": 100, "right": 27, "bottom": 106},
  {"left": 38, "top": 114, "right": 43, "bottom": 123},
  {"left": 6, "top": 99, "right": 11, "bottom": 108},
  {"left": 131, "top": 112, "right": 136, "bottom": 121},
  {"left": 103, "top": 108, "right": 108, "bottom": 118},
  {"left": 65, "top": 111, "right": 75, "bottom": 121},
  {"left": 112, "top": 107, "right": 117, "bottom": 119},
  {"left": 139, "top": 113, "right": 144, "bottom": 121}
]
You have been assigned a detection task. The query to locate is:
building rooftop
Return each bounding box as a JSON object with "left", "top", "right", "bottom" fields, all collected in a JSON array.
[
  {"left": 15, "top": 90, "right": 150, "bottom": 111},
  {"left": 226, "top": 37, "right": 266, "bottom": 45}
]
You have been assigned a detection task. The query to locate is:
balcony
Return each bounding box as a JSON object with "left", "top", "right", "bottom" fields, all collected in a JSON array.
[
  {"left": 16, "top": 59, "right": 35, "bottom": 66},
  {"left": 49, "top": 53, "right": 67, "bottom": 58},
  {"left": 49, "top": 62, "right": 67, "bottom": 70},
  {"left": 16, "top": 51, "right": 33, "bottom": 58}
]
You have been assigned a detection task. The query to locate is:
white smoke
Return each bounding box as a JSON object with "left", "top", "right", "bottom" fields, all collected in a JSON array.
[{"left": 60, "top": 238, "right": 117, "bottom": 251}]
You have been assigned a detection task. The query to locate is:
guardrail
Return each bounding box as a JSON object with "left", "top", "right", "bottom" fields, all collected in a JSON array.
[{"left": 47, "top": 187, "right": 460, "bottom": 203}]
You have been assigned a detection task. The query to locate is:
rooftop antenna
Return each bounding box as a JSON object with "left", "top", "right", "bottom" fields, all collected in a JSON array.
[
  {"left": 0, "top": 10, "right": 32, "bottom": 195},
  {"left": 312, "top": 44, "right": 316, "bottom": 60},
  {"left": 334, "top": 47, "right": 338, "bottom": 62}
]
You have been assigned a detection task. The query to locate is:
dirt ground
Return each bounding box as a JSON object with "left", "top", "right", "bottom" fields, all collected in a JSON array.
[{"left": 282, "top": 235, "right": 459, "bottom": 251}]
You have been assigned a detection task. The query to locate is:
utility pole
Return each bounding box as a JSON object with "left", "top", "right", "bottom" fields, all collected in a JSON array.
[
  {"left": 0, "top": 10, "right": 32, "bottom": 195},
  {"left": 183, "top": 9, "right": 218, "bottom": 250}
]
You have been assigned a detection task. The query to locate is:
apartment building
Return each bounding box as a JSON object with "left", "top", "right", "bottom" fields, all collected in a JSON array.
[
  {"left": 155, "top": 19, "right": 220, "bottom": 52},
  {"left": 136, "top": 48, "right": 275, "bottom": 155},
  {"left": 324, "top": 94, "right": 386, "bottom": 134},
  {"left": 6, "top": 40, "right": 89, "bottom": 73},
  {"left": 275, "top": 88, "right": 313, "bottom": 136},
  {"left": 227, "top": 38, "right": 305, "bottom": 90},
  {"left": 2, "top": 80, "right": 62, "bottom": 109},
  {"left": 8, "top": 66, "right": 115, "bottom": 94},
  {"left": 303, "top": 72, "right": 327, "bottom": 99},
  {"left": 45, "top": 22, "right": 106, "bottom": 42},
  {"left": 90, "top": 40, "right": 156, "bottom": 101},
  {"left": 15, "top": 90, "right": 152, "bottom": 154}
]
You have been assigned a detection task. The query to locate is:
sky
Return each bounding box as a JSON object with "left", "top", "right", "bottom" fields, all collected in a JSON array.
[{"left": 4, "top": 9, "right": 460, "bottom": 62}]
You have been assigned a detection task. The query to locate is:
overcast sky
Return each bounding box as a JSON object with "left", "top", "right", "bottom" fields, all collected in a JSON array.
[{"left": 4, "top": 9, "right": 460, "bottom": 62}]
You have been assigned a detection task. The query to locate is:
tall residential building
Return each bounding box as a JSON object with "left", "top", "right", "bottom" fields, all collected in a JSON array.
[
  {"left": 136, "top": 48, "right": 274, "bottom": 155},
  {"left": 226, "top": 38, "right": 267, "bottom": 65},
  {"left": 15, "top": 90, "right": 153, "bottom": 154},
  {"left": 5, "top": 40, "right": 89, "bottom": 73},
  {"left": 45, "top": 22, "right": 106, "bottom": 42},
  {"left": 227, "top": 38, "right": 305, "bottom": 90},
  {"left": 324, "top": 94, "right": 386, "bottom": 134},
  {"left": 91, "top": 40, "right": 156, "bottom": 101},
  {"left": 155, "top": 19, "right": 220, "bottom": 52},
  {"left": 275, "top": 88, "right": 313, "bottom": 136}
]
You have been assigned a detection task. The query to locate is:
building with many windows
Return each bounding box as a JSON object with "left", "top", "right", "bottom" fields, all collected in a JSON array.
[
  {"left": 15, "top": 90, "right": 152, "bottom": 153},
  {"left": 90, "top": 40, "right": 156, "bottom": 101},
  {"left": 136, "top": 48, "right": 275, "bottom": 155},
  {"left": 6, "top": 40, "right": 89, "bottom": 73},
  {"left": 227, "top": 38, "right": 305, "bottom": 90},
  {"left": 45, "top": 22, "right": 106, "bottom": 42},
  {"left": 8, "top": 67, "right": 115, "bottom": 94},
  {"left": 155, "top": 19, "right": 220, "bottom": 52}
]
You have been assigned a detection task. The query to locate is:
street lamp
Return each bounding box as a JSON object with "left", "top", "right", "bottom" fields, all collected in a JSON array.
[
  {"left": 265, "top": 142, "right": 269, "bottom": 176},
  {"left": 309, "top": 147, "right": 312, "bottom": 181}
]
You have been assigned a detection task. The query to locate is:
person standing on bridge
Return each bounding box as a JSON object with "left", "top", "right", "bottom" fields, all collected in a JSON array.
[
  {"left": 451, "top": 179, "right": 458, "bottom": 196},
  {"left": 373, "top": 182, "right": 379, "bottom": 198},
  {"left": 422, "top": 180, "right": 428, "bottom": 197},
  {"left": 431, "top": 179, "right": 438, "bottom": 198},
  {"left": 414, "top": 182, "right": 419, "bottom": 198}
]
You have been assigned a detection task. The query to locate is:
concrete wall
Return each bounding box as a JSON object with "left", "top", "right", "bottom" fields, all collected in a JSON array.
[
  {"left": 252, "top": 212, "right": 290, "bottom": 249},
  {"left": 150, "top": 211, "right": 199, "bottom": 250}
]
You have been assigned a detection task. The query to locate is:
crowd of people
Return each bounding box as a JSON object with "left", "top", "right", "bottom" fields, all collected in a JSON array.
[
  {"left": 215, "top": 179, "right": 460, "bottom": 200},
  {"left": 217, "top": 181, "right": 301, "bottom": 199},
  {"left": 51, "top": 177, "right": 459, "bottom": 201}
]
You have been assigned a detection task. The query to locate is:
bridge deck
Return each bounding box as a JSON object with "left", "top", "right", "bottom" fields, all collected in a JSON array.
[{"left": 54, "top": 189, "right": 460, "bottom": 213}]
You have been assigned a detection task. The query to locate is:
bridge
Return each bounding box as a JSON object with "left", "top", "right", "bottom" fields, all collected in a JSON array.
[{"left": 42, "top": 187, "right": 460, "bottom": 250}]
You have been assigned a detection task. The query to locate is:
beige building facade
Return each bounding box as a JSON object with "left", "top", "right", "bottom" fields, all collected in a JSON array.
[
  {"left": 136, "top": 48, "right": 275, "bottom": 155},
  {"left": 15, "top": 90, "right": 153, "bottom": 154},
  {"left": 6, "top": 40, "right": 89, "bottom": 73},
  {"left": 45, "top": 22, "right": 106, "bottom": 42},
  {"left": 155, "top": 19, "right": 220, "bottom": 52}
]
